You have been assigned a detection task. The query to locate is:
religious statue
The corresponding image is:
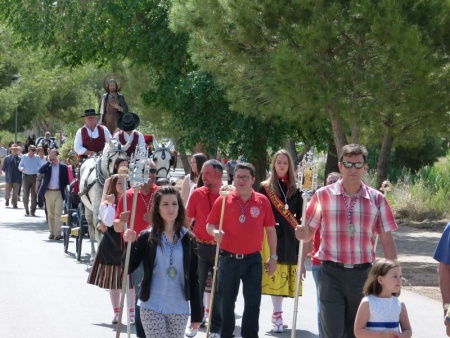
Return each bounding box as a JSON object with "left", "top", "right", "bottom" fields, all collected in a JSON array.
[{"left": 99, "top": 73, "right": 128, "bottom": 134}]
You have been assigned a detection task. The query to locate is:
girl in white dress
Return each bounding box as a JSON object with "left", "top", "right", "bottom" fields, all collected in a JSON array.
[{"left": 354, "top": 259, "right": 412, "bottom": 338}]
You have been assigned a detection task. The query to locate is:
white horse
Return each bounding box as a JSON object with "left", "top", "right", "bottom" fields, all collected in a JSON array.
[
  {"left": 152, "top": 138, "right": 176, "bottom": 184},
  {"left": 78, "top": 138, "right": 128, "bottom": 260}
]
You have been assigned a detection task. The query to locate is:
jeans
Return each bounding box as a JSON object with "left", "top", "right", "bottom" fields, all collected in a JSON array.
[
  {"left": 311, "top": 264, "right": 321, "bottom": 338},
  {"left": 131, "top": 263, "right": 146, "bottom": 338},
  {"left": 197, "top": 243, "right": 221, "bottom": 333},
  {"left": 318, "top": 262, "right": 370, "bottom": 338},
  {"left": 219, "top": 252, "right": 262, "bottom": 338}
]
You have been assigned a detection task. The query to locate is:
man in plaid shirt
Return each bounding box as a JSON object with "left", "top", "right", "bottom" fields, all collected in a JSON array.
[{"left": 296, "top": 144, "right": 397, "bottom": 338}]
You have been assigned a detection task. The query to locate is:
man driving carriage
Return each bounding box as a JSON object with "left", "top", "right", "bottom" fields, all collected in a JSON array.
[
  {"left": 113, "top": 112, "right": 146, "bottom": 157},
  {"left": 74, "top": 109, "right": 112, "bottom": 159}
]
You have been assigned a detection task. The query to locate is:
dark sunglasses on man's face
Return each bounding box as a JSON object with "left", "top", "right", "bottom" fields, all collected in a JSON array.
[
  {"left": 149, "top": 169, "right": 157, "bottom": 174},
  {"left": 341, "top": 161, "right": 364, "bottom": 169},
  {"left": 30, "top": 148, "right": 36, "bottom": 152}
]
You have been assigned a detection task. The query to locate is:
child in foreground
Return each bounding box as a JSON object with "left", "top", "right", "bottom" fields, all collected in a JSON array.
[{"left": 354, "top": 259, "right": 412, "bottom": 338}]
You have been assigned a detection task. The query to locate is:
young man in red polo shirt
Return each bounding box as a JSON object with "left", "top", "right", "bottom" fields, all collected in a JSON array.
[
  {"left": 114, "top": 158, "right": 158, "bottom": 338},
  {"left": 185, "top": 159, "right": 224, "bottom": 337},
  {"left": 207, "top": 162, "right": 277, "bottom": 338}
]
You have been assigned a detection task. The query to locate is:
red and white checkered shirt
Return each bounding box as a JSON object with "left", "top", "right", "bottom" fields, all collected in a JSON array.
[{"left": 305, "top": 180, "right": 397, "bottom": 265}]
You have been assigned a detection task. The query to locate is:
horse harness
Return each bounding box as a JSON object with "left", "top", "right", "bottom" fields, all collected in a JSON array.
[
  {"left": 78, "top": 146, "right": 127, "bottom": 204},
  {"left": 152, "top": 146, "right": 174, "bottom": 177}
]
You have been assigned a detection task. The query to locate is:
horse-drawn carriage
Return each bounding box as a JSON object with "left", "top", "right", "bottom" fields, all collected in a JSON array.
[
  {"left": 60, "top": 137, "right": 176, "bottom": 262},
  {"left": 61, "top": 181, "right": 89, "bottom": 261}
]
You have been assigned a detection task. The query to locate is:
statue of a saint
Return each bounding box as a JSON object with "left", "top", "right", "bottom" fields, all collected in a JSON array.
[{"left": 99, "top": 74, "right": 128, "bottom": 134}]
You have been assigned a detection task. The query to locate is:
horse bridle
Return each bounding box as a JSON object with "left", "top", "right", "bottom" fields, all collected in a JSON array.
[
  {"left": 106, "top": 147, "right": 128, "bottom": 176},
  {"left": 152, "top": 147, "right": 173, "bottom": 177},
  {"left": 95, "top": 146, "right": 127, "bottom": 187}
]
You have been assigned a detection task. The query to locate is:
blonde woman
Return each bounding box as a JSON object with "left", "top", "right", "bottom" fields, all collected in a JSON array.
[{"left": 259, "top": 149, "right": 303, "bottom": 333}]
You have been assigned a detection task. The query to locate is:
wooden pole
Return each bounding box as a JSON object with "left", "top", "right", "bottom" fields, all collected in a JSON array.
[
  {"left": 115, "top": 187, "right": 139, "bottom": 338},
  {"left": 205, "top": 188, "right": 230, "bottom": 338},
  {"left": 291, "top": 192, "right": 309, "bottom": 338}
]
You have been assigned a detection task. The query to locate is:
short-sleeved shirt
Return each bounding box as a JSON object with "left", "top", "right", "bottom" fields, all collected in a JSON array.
[
  {"left": 187, "top": 186, "right": 219, "bottom": 244},
  {"left": 206, "top": 189, "right": 276, "bottom": 254},
  {"left": 433, "top": 222, "right": 450, "bottom": 265},
  {"left": 305, "top": 180, "right": 397, "bottom": 265},
  {"left": 115, "top": 185, "right": 158, "bottom": 235}
]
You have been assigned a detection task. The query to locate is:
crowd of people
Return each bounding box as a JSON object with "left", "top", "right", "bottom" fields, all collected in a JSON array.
[{"left": 4, "top": 92, "right": 450, "bottom": 337}]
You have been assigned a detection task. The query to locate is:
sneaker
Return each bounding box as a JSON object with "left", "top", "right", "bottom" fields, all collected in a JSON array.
[
  {"left": 209, "top": 333, "right": 221, "bottom": 338},
  {"left": 5, "top": 200, "right": 9, "bottom": 207},
  {"left": 13, "top": 205, "right": 18, "bottom": 209},
  {"left": 48, "top": 234, "right": 55, "bottom": 240},
  {"left": 130, "top": 314, "right": 135, "bottom": 325},
  {"left": 55, "top": 235, "right": 63, "bottom": 240},
  {"left": 112, "top": 313, "right": 119, "bottom": 324},
  {"left": 272, "top": 312, "right": 288, "bottom": 328},
  {"left": 185, "top": 326, "right": 198, "bottom": 337}
]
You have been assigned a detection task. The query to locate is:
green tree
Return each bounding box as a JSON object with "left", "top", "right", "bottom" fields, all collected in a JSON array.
[
  {"left": 171, "top": 0, "right": 450, "bottom": 188},
  {"left": 0, "top": 0, "right": 305, "bottom": 184}
]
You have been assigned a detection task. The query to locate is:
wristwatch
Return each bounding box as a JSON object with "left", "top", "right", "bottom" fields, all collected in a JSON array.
[{"left": 270, "top": 255, "right": 278, "bottom": 261}]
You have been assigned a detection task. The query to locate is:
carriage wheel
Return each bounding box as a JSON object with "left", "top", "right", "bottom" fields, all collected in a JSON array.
[
  {"left": 63, "top": 221, "right": 70, "bottom": 253},
  {"left": 76, "top": 205, "right": 84, "bottom": 261},
  {"left": 63, "top": 185, "right": 73, "bottom": 254}
]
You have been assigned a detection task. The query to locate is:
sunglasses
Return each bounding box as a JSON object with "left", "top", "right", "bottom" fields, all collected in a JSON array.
[
  {"left": 341, "top": 161, "right": 365, "bottom": 169},
  {"left": 30, "top": 148, "right": 37, "bottom": 152},
  {"left": 149, "top": 169, "right": 157, "bottom": 174}
]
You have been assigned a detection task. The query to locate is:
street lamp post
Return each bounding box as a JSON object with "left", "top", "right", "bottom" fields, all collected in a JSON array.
[{"left": 11, "top": 75, "right": 20, "bottom": 143}]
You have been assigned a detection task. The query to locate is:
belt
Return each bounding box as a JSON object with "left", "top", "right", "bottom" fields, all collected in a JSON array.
[
  {"left": 196, "top": 238, "right": 216, "bottom": 245},
  {"left": 47, "top": 188, "right": 60, "bottom": 191},
  {"left": 219, "top": 249, "right": 259, "bottom": 259},
  {"left": 23, "top": 174, "right": 37, "bottom": 176},
  {"left": 323, "top": 260, "right": 372, "bottom": 269}
]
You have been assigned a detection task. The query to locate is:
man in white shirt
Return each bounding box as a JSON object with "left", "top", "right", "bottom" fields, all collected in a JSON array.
[
  {"left": 74, "top": 109, "right": 112, "bottom": 158},
  {"left": 113, "top": 112, "right": 145, "bottom": 157}
]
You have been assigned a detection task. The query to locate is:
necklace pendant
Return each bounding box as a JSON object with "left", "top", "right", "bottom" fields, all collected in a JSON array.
[
  {"left": 143, "top": 212, "right": 150, "bottom": 222},
  {"left": 167, "top": 266, "right": 177, "bottom": 279},
  {"left": 346, "top": 223, "right": 355, "bottom": 236},
  {"left": 284, "top": 204, "right": 289, "bottom": 210},
  {"left": 239, "top": 214, "right": 246, "bottom": 223}
]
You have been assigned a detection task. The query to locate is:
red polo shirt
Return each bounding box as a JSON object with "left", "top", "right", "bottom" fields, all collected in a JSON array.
[
  {"left": 115, "top": 185, "right": 158, "bottom": 235},
  {"left": 187, "top": 186, "right": 219, "bottom": 244},
  {"left": 206, "top": 189, "right": 275, "bottom": 254}
]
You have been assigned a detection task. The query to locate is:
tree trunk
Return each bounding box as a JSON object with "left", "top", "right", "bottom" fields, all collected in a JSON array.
[
  {"left": 324, "top": 139, "right": 339, "bottom": 185},
  {"left": 375, "top": 129, "right": 394, "bottom": 190},
  {"left": 327, "top": 107, "right": 348, "bottom": 156},
  {"left": 179, "top": 151, "right": 190, "bottom": 175},
  {"left": 284, "top": 139, "right": 298, "bottom": 167},
  {"left": 351, "top": 120, "right": 360, "bottom": 144},
  {"left": 251, "top": 150, "right": 267, "bottom": 190}
]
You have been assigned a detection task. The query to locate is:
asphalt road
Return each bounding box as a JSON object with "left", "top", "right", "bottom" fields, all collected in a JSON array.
[{"left": 0, "top": 174, "right": 446, "bottom": 337}]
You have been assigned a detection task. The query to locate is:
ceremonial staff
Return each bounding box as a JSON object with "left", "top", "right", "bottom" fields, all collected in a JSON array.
[
  {"left": 291, "top": 150, "right": 318, "bottom": 338},
  {"left": 375, "top": 180, "right": 393, "bottom": 252},
  {"left": 206, "top": 185, "right": 232, "bottom": 338},
  {"left": 116, "top": 149, "right": 150, "bottom": 338}
]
